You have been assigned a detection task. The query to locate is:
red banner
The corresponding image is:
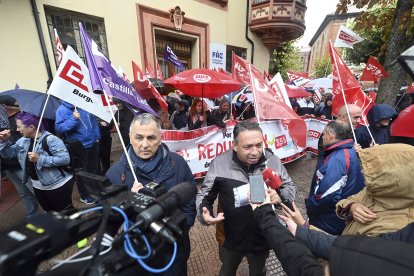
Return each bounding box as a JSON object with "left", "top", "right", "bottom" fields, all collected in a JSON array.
[
  {"left": 360, "top": 56, "right": 388, "bottom": 82},
  {"left": 232, "top": 52, "right": 251, "bottom": 86}
]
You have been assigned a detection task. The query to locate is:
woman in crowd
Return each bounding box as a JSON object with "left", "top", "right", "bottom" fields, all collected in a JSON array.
[
  {"left": 0, "top": 112, "right": 74, "bottom": 212},
  {"left": 315, "top": 95, "right": 333, "bottom": 120},
  {"left": 188, "top": 98, "right": 210, "bottom": 130}
]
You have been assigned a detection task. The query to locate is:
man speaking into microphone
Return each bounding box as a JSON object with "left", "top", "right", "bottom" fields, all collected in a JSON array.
[
  {"left": 106, "top": 113, "right": 196, "bottom": 276},
  {"left": 196, "top": 121, "right": 296, "bottom": 276}
]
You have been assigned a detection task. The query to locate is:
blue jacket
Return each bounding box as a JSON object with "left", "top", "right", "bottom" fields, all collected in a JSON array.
[
  {"left": 55, "top": 102, "right": 100, "bottom": 148},
  {"left": 355, "top": 104, "right": 397, "bottom": 148},
  {"left": 106, "top": 144, "right": 196, "bottom": 226},
  {"left": 0, "top": 131, "right": 72, "bottom": 186},
  {"left": 306, "top": 139, "right": 365, "bottom": 235}
]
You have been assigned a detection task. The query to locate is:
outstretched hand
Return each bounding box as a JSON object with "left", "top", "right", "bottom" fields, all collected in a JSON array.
[
  {"left": 281, "top": 201, "right": 306, "bottom": 226},
  {"left": 202, "top": 207, "right": 224, "bottom": 225}
]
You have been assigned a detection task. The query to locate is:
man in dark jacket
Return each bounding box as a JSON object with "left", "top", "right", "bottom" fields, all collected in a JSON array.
[
  {"left": 307, "top": 120, "right": 365, "bottom": 235},
  {"left": 106, "top": 113, "right": 196, "bottom": 276},
  {"left": 196, "top": 121, "right": 296, "bottom": 276},
  {"left": 355, "top": 103, "right": 397, "bottom": 148},
  {"left": 170, "top": 99, "right": 189, "bottom": 130}
]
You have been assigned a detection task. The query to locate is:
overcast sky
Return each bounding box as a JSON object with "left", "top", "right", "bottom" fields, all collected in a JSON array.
[{"left": 295, "top": 0, "right": 340, "bottom": 49}]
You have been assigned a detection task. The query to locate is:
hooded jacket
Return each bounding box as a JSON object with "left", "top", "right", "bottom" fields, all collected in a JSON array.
[
  {"left": 336, "top": 143, "right": 414, "bottom": 236},
  {"left": 306, "top": 139, "right": 365, "bottom": 235},
  {"left": 196, "top": 149, "right": 296, "bottom": 254},
  {"left": 355, "top": 104, "right": 397, "bottom": 148},
  {"left": 55, "top": 102, "right": 100, "bottom": 148},
  {"left": 171, "top": 100, "right": 189, "bottom": 130}
]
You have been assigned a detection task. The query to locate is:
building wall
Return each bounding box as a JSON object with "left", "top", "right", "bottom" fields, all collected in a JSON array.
[
  {"left": 308, "top": 18, "right": 346, "bottom": 75},
  {"left": 0, "top": 0, "right": 270, "bottom": 92}
]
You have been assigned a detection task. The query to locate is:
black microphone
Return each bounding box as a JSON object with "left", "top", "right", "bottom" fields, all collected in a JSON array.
[
  {"left": 262, "top": 168, "right": 295, "bottom": 211},
  {"left": 131, "top": 182, "right": 196, "bottom": 231}
]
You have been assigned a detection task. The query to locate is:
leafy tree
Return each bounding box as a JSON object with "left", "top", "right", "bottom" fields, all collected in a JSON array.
[
  {"left": 312, "top": 57, "right": 332, "bottom": 78},
  {"left": 337, "top": 0, "right": 414, "bottom": 105},
  {"left": 269, "top": 41, "right": 302, "bottom": 80}
]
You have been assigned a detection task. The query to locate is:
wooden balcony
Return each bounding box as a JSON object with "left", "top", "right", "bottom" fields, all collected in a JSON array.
[{"left": 249, "top": 0, "right": 307, "bottom": 50}]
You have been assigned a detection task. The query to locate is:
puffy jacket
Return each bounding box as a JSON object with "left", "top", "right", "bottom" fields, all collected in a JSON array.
[
  {"left": 355, "top": 104, "right": 397, "bottom": 148},
  {"left": 196, "top": 149, "right": 296, "bottom": 254},
  {"left": 55, "top": 101, "right": 100, "bottom": 148},
  {"left": 306, "top": 139, "right": 365, "bottom": 235},
  {"left": 106, "top": 144, "right": 196, "bottom": 226},
  {"left": 336, "top": 143, "right": 414, "bottom": 236},
  {"left": 0, "top": 131, "right": 72, "bottom": 186}
]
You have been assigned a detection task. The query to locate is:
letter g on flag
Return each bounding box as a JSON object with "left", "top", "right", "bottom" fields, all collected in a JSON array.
[{"left": 59, "top": 59, "right": 89, "bottom": 92}]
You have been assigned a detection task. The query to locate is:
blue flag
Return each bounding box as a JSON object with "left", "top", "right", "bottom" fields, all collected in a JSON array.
[
  {"left": 79, "top": 23, "right": 156, "bottom": 115},
  {"left": 164, "top": 45, "right": 185, "bottom": 70}
]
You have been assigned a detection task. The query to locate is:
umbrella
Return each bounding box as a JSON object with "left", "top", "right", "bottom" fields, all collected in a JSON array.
[
  {"left": 391, "top": 104, "right": 414, "bottom": 138},
  {"left": 306, "top": 78, "right": 333, "bottom": 89},
  {"left": 232, "top": 86, "right": 253, "bottom": 104},
  {"left": 0, "top": 89, "right": 61, "bottom": 120},
  {"left": 164, "top": 68, "right": 241, "bottom": 99},
  {"left": 285, "top": 85, "right": 311, "bottom": 98}
]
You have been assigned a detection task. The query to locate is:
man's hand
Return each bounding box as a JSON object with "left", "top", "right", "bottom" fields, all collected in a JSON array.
[
  {"left": 0, "top": 129, "right": 11, "bottom": 141},
  {"left": 202, "top": 207, "right": 224, "bottom": 225},
  {"left": 131, "top": 181, "right": 144, "bottom": 193},
  {"left": 267, "top": 189, "right": 281, "bottom": 205},
  {"left": 73, "top": 110, "right": 81, "bottom": 120},
  {"left": 28, "top": 152, "right": 39, "bottom": 163},
  {"left": 354, "top": 143, "right": 362, "bottom": 152},
  {"left": 281, "top": 202, "right": 306, "bottom": 226},
  {"left": 350, "top": 203, "right": 377, "bottom": 223}
]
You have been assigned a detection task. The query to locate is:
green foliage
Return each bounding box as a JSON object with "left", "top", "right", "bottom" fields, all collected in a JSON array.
[
  {"left": 312, "top": 57, "right": 332, "bottom": 78},
  {"left": 269, "top": 41, "right": 302, "bottom": 80}
]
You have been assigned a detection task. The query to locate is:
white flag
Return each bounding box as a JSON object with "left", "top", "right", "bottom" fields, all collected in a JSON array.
[
  {"left": 268, "top": 73, "right": 292, "bottom": 108},
  {"left": 334, "top": 25, "right": 364, "bottom": 49},
  {"left": 48, "top": 46, "right": 116, "bottom": 122}
]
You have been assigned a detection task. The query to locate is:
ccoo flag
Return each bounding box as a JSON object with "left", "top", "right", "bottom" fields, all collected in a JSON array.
[
  {"left": 334, "top": 25, "right": 364, "bottom": 49},
  {"left": 47, "top": 46, "right": 115, "bottom": 122},
  {"left": 79, "top": 23, "right": 156, "bottom": 115}
]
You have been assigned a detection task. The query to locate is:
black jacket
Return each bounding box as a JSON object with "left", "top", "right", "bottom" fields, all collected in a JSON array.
[{"left": 253, "top": 204, "right": 323, "bottom": 276}]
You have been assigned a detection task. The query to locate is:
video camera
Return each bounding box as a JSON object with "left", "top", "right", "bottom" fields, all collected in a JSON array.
[{"left": 0, "top": 171, "right": 197, "bottom": 276}]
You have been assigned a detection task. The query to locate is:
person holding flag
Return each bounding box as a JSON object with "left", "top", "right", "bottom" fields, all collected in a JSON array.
[{"left": 55, "top": 102, "right": 100, "bottom": 205}]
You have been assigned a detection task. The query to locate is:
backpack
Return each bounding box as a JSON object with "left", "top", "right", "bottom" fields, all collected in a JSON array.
[{"left": 42, "top": 134, "right": 85, "bottom": 174}]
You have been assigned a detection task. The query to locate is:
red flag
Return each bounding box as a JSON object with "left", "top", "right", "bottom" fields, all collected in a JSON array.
[
  {"left": 360, "top": 56, "right": 388, "bottom": 82},
  {"left": 329, "top": 41, "right": 372, "bottom": 116},
  {"left": 132, "top": 61, "right": 168, "bottom": 112},
  {"left": 232, "top": 52, "right": 251, "bottom": 86},
  {"left": 54, "top": 28, "right": 65, "bottom": 65},
  {"left": 155, "top": 60, "right": 164, "bottom": 80},
  {"left": 249, "top": 64, "right": 307, "bottom": 147},
  {"left": 145, "top": 60, "right": 156, "bottom": 78},
  {"left": 407, "top": 83, "right": 414, "bottom": 94}
]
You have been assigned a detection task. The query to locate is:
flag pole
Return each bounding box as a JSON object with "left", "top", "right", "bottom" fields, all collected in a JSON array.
[
  {"left": 32, "top": 93, "right": 51, "bottom": 152},
  {"left": 330, "top": 40, "right": 357, "bottom": 142},
  {"left": 79, "top": 22, "right": 140, "bottom": 185}
]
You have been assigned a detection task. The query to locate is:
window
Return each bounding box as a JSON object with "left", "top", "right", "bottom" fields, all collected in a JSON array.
[
  {"left": 226, "top": 45, "right": 247, "bottom": 72},
  {"left": 45, "top": 6, "right": 108, "bottom": 68}
]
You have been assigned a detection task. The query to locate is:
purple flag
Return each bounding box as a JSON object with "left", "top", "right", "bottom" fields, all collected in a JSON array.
[
  {"left": 164, "top": 45, "right": 185, "bottom": 70},
  {"left": 79, "top": 23, "right": 156, "bottom": 115}
]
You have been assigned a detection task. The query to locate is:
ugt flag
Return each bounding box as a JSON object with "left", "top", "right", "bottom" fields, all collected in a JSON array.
[
  {"left": 79, "top": 23, "right": 156, "bottom": 116},
  {"left": 232, "top": 52, "right": 250, "bottom": 86},
  {"left": 47, "top": 46, "right": 115, "bottom": 122},
  {"left": 164, "top": 45, "right": 185, "bottom": 70},
  {"left": 54, "top": 28, "right": 65, "bottom": 65},
  {"left": 334, "top": 25, "right": 364, "bottom": 49}
]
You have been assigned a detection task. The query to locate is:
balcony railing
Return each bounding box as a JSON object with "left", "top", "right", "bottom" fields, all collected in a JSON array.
[{"left": 249, "top": 0, "right": 307, "bottom": 49}]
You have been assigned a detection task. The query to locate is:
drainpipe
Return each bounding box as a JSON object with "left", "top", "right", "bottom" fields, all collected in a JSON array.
[
  {"left": 245, "top": 0, "right": 254, "bottom": 64},
  {"left": 30, "top": 0, "right": 53, "bottom": 88}
]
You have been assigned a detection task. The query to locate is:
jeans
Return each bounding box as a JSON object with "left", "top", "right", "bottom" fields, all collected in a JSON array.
[
  {"left": 5, "top": 169, "right": 39, "bottom": 217},
  {"left": 219, "top": 246, "right": 268, "bottom": 276}
]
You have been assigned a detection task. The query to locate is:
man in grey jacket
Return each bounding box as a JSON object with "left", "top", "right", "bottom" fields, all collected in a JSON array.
[{"left": 196, "top": 121, "right": 296, "bottom": 276}]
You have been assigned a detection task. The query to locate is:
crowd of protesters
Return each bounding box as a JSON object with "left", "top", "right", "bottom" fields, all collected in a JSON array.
[{"left": 0, "top": 85, "right": 414, "bottom": 276}]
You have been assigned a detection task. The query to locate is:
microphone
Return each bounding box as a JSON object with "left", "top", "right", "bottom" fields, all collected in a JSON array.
[
  {"left": 132, "top": 182, "right": 196, "bottom": 231},
  {"left": 261, "top": 168, "right": 295, "bottom": 211}
]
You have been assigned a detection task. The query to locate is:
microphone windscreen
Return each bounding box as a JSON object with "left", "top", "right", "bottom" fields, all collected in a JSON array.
[
  {"left": 168, "top": 181, "right": 197, "bottom": 206},
  {"left": 262, "top": 168, "right": 283, "bottom": 190}
]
